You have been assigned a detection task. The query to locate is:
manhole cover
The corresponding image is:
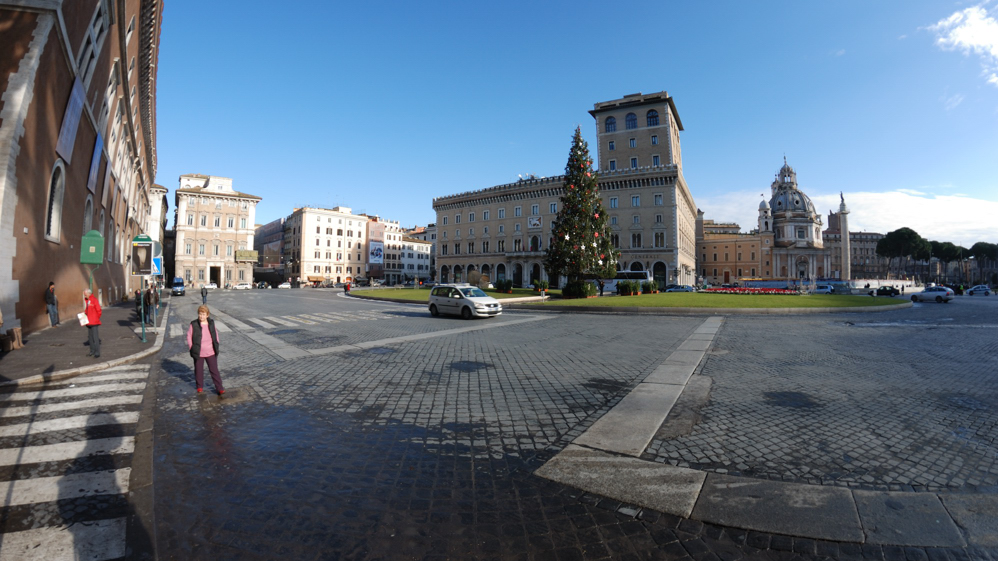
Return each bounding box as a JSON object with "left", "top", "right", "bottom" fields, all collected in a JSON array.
[
  {"left": 763, "top": 391, "right": 820, "bottom": 409},
  {"left": 450, "top": 361, "right": 490, "bottom": 372}
]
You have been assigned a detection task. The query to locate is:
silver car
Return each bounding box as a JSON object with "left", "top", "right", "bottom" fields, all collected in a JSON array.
[
  {"left": 429, "top": 284, "right": 502, "bottom": 319},
  {"left": 966, "top": 284, "right": 991, "bottom": 296},
  {"left": 911, "top": 286, "right": 955, "bottom": 303}
]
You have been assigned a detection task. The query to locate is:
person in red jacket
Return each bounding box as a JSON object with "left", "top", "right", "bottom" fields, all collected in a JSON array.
[{"left": 83, "top": 289, "right": 101, "bottom": 358}]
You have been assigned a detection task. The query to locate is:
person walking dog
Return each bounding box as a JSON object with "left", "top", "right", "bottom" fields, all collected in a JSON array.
[
  {"left": 45, "top": 282, "right": 60, "bottom": 327},
  {"left": 186, "top": 305, "right": 225, "bottom": 395},
  {"left": 83, "top": 289, "right": 101, "bottom": 358}
]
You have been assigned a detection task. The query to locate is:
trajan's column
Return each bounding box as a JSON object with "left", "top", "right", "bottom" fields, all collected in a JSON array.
[{"left": 839, "top": 193, "right": 851, "bottom": 281}]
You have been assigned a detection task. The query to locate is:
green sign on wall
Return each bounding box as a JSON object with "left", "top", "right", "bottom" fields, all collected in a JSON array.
[{"left": 80, "top": 230, "right": 104, "bottom": 265}]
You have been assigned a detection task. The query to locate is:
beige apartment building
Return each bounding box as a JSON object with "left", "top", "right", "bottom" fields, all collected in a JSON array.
[
  {"left": 283, "top": 206, "right": 369, "bottom": 284},
  {"left": 173, "top": 174, "right": 260, "bottom": 287},
  {"left": 432, "top": 92, "right": 698, "bottom": 288}
]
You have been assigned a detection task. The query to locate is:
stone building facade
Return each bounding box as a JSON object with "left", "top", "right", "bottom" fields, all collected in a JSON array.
[
  {"left": 824, "top": 209, "right": 888, "bottom": 280},
  {"left": 173, "top": 174, "right": 260, "bottom": 287},
  {"left": 282, "top": 206, "right": 368, "bottom": 285},
  {"left": 432, "top": 92, "right": 698, "bottom": 288},
  {"left": 0, "top": 0, "right": 163, "bottom": 332},
  {"left": 697, "top": 161, "right": 832, "bottom": 285}
]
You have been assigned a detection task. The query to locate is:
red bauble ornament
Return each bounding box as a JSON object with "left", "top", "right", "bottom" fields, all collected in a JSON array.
[
  {"left": 586, "top": 172, "right": 591, "bottom": 177},
  {"left": 600, "top": 254, "right": 605, "bottom": 259},
  {"left": 594, "top": 213, "right": 599, "bottom": 218}
]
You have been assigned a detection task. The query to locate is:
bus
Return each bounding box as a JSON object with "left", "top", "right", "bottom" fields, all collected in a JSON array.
[{"left": 595, "top": 270, "right": 654, "bottom": 293}]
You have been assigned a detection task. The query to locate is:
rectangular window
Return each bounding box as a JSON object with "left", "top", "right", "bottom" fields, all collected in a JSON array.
[
  {"left": 483, "top": 210, "right": 490, "bottom": 220},
  {"left": 713, "top": 253, "right": 717, "bottom": 261},
  {"left": 630, "top": 157, "right": 638, "bottom": 169},
  {"left": 228, "top": 217, "right": 234, "bottom": 228},
  {"left": 737, "top": 253, "right": 742, "bottom": 261},
  {"left": 654, "top": 194, "right": 663, "bottom": 206},
  {"left": 469, "top": 212, "right": 475, "bottom": 222},
  {"left": 549, "top": 203, "right": 557, "bottom": 213},
  {"left": 240, "top": 218, "right": 247, "bottom": 229},
  {"left": 200, "top": 215, "right": 207, "bottom": 227},
  {"left": 713, "top": 268, "right": 717, "bottom": 277},
  {"left": 468, "top": 242, "right": 474, "bottom": 254},
  {"left": 656, "top": 214, "right": 663, "bottom": 223},
  {"left": 482, "top": 241, "right": 489, "bottom": 253},
  {"left": 654, "top": 232, "right": 665, "bottom": 247},
  {"left": 454, "top": 244, "right": 460, "bottom": 255},
  {"left": 515, "top": 223, "right": 520, "bottom": 232},
  {"left": 531, "top": 204, "right": 539, "bottom": 215},
  {"left": 514, "top": 206, "right": 522, "bottom": 217},
  {"left": 651, "top": 135, "right": 658, "bottom": 145},
  {"left": 653, "top": 155, "right": 660, "bottom": 166},
  {"left": 187, "top": 214, "right": 194, "bottom": 225},
  {"left": 608, "top": 141, "right": 615, "bottom": 151},
  {"left": 610, "top": 217, "right": 617, "bottom": 225},
  {"left": 498, "top": 208, "right": 505, "bottom": 219},
  {"left": 455, "top": 214, "right": 461, "bottom": 224},
  {"left": 214, "top": 217, "right": 221, "bottom": 227},
  {"left": 227, "top": 246, "right": 233, "bottom": 256},
  {"left": 751, "top": 268, "right": 756, "bottom": 276},
  {"left": 631, "top": 195, "right": 640, "bottom": 207},
  {"left": 609, "top": 160, "right": 616, "bottom": 171},
  {"left": 498, "top": 225, "right": 504, "bottom": 233},
  {"left": 443, "top": 216, "right": 448, "bottom": 225},
  {"left": 797, "top": 228, "right": 806, "bottom": 239},
  {"left": 751, "top": 252, "right": 756, "bottom": 260},
  {"left": 631, "top": 233, "right": 641, "bottom": 248},
  {"left": 629, "top": 138, "right": 636, "bottom": 148},
  {"left": 199, "top": 244, "right": 205, "bottom": 256},
  {"left": 185, "top": 243, "right": 192, "bottom": 255},
  {"left": 609, "top": 197, "right": 618, "bottom": 209},
  {"left": 633, "top": 215, "right": 640, "bottom": 224}
]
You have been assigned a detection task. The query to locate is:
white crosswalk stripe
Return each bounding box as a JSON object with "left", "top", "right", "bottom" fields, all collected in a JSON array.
[
  {"left": 213, "top": 321, "right": 231, "bottom": 332},
  {"left": 245, "top": 317, "right": 275, "bottom": 328},
  {"left": 284, "top": 315, "right": 317, "bottom": 325},
  {"left": 264, "top": 316, "right": 297, "bottom": 326},
  {"left": 0, "top": 364, "right": 149, "bottom": 559}
]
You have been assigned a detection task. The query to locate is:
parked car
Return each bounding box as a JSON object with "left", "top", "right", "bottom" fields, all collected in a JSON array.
[
  {"left": 911, "top": 286, "right": 954, "bottom": 303},
  {"left": 428, "top": 284, "right": 502, "bottom": 319},
  {"left": 665, "top": 285, "right": 695, "bottom": 292},
  {"left": 966, "top": 284, "right": 991, "bottom": 296},
  {"left": 278, "top": 282, "right": 292, "bottom": 289},
  {"left": 233, "top": 282, "right": 252, "bottom": 290},
  {"left": 202, "top": 282, "right": 217, "bottom": 290},
  {"left": 812, "top": 285, "right": 834, "bottom": 294},
  {"left": 870, "top": 286, "right": 899, "bottom": 297}
]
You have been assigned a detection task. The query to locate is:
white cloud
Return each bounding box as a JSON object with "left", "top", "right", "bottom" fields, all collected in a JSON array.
[
  {"left": 833, "top": 49, "right": 846, "bottom": 57},
  {"left": 927, "top": 4, "right": 998, "bottom": 87},
  {"left": 696, "top": 189, "right": 998, "bottom": 247},
  {"left": 943, "top": 93, "right": 965, "bottom": 110}
]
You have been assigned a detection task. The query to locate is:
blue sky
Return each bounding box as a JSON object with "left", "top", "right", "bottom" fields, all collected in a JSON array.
[{"left": 155, "top": 1, "right": 998, "bottom": 247}]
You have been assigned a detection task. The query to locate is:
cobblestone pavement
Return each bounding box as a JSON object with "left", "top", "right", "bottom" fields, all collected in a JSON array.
[
  {"left": 148, "top": 292, "right": 998, "bottom": 560},
  {"left": 643, "top": 298, "right": 998, "bottom": 495}
]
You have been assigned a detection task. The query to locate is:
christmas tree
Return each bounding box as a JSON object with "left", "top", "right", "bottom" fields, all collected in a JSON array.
[{"left": 544, "top": 127, "right": 619, "bottom": 297}]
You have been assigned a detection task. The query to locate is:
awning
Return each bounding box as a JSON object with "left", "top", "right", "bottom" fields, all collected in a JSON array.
[{"left": 307, "top": 275, "right": 325, "bottom": 281}]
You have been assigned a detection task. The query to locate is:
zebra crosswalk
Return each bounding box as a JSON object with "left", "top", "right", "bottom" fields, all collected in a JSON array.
[
  {"left": 0, "top": 364, "right": 149, "bottom": 561},
  {"left": 164, "top": 310, "right": 390, "bottom": 338}
]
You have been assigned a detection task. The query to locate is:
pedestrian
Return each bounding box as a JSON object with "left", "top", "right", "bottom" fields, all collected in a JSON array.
[
  {"left": 143, "top": 287, "right": 157, "bottom": 325},
  {"left": 901, "top": 286, "right": 905, "bottom": 295},
  {"left": 201, "top": 284, "right": 208, "bottom": 305},
  {"left": 83, "top": 289, "right": 101, "bottom": 358},
  {"left": 598, "top": 279, "right": 605, "bottom": 297},
  {"left": 186, "top": 304, "right": 224, "bottom": 395},
  {"left": 45, "top": 282, "right": 60, "bottom": 327}
]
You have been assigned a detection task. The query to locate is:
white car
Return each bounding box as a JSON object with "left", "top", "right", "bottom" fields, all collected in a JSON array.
[
  {"left": 428, "top": 284, "right": 502, "bottom": 319},
  {"left": 203, "top": 283, "right": 217, "bottom": 290},
  {"left": 966, "top": 284, "right": 991, "bottom": 296},
  {"left": 812, "top": 285, "right": 834, "bottom": 294},
  {"left": 278, "top": 282, "right": 292, "bottom": 289},
  {"left": 233, "top": 282, "right": 252, "bottom": 290},
  {"left": 911, "top": 286, "right": 954, "bottom": 303}
]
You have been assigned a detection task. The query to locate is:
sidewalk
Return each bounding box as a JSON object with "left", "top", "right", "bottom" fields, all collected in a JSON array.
[{"left": 0, "top": 299, "right": 168, "bottom": 387}]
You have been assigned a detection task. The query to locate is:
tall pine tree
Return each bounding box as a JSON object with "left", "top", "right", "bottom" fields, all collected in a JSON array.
[{"left": 544, "top": 127, "right": 619, "bottom": 297}]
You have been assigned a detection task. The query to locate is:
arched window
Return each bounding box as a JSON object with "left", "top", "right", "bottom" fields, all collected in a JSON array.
[
  {"left": 646, "top": 110, "right": 659, "bottom": 127},
  {"left": 605, "top": 117, "right": 616, "bottom": 132},
  {"left": 45, "top": 160, "right": 67, "bottom": 242},
  {"left": 625, "top": 113, "right": 637, "bottom": 130},
  {"left": 83, "top": 195, "right": 94, "bottom": 234}
]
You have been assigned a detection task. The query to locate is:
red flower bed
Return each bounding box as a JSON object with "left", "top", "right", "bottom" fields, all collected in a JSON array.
[{"left": 700, "top": 287, "right": 800, "bottom": 295}]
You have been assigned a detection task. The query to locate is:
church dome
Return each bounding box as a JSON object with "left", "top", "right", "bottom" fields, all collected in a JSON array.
[
  {"left": 768, "top": 158, "right": 816, "bottom": 216},
  {"left": 759, "top": 199, "right": 770, "bottom": 210}
]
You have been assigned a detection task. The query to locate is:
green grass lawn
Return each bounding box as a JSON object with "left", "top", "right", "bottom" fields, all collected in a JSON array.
[
  {"left": 539, "top": 293, "right": 901, "bottom": 308},
  {"left": 352, "top": 288, "right": 901, "bottom": 308}
]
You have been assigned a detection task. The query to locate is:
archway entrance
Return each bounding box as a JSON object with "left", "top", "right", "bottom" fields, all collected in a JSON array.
[
  {"left": 513, "top": 264, "right": 523, "bottom": 287},
  {"left": 530, "top": 264, "right": 541, "bottom": 285},
  {"left": 630, "top": 262, "right": 644, "bottom": 271},
  {"left": 440, "top": 266, "right": 450, "bottom": 283},
  {"left": 496, "top": 263, "right": 506, "bottom": 281},
  {"left": 453, "top": 265, "right": 463, "bottom": 282},
  {"left": 653, "top": 262, "right": 668, "bottom": 289},
  {"left": 796, "top": 257, "right": 809, "bottom": 279}
]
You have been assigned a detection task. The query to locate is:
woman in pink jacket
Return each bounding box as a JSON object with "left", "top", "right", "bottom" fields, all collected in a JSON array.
[{"left": 185, "top": 304, "right": 225, "bottom": 395}]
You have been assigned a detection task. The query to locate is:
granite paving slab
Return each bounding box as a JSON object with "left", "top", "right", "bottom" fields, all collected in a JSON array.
[{"left": 854, "top": 490, "right": 966, "bottom": 547}]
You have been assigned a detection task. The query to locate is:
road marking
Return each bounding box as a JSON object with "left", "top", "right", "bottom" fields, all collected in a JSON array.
[
  {"left": 0, "top": 411, "right": 139, "bottom": 437},
  {"left": 212, "top": 321, "right": 231, "bottom": 332},
  {"left": 219, "top": 316, "right": 252, "bottom": 330},
  {"left": 0, "top": 468, "right": 131, "bottom": 506},
  {"left": 0, "top": 517, "right": 126, "bottom": 561},
  {"left": 0, "top": 383, "right": 146, "bottom": 403},
  {"left": 245, "top": 317, "right": 275, "bottom": 328},
  {"left": 0, "top": 395, "right": 144, "bottom": 418},
  {"left": 0, "top": 436, "right": 135, "bottom": 466},
  {"left": 299, "top": 314, "right": 333, "bottom": 323},
  {"left": 264, "top": 316, "right": 297, "bottom": 326}
]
